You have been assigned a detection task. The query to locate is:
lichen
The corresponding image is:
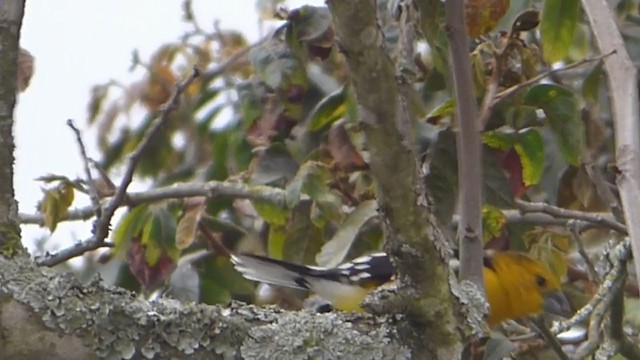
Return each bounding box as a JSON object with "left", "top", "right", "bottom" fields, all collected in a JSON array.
[
  {"left": 240, "top": 311, "right": 410, "bottom": 360},
  {"left": 0, "top": 221, "right": 23, "bottom": 257}
]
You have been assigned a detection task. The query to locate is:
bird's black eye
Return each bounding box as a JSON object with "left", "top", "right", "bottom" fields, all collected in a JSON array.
[{"left": 535, "top": 275, "right": 547, "bottom": 287}]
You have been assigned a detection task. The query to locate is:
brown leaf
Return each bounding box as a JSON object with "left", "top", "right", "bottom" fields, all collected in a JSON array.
[
  {"left": 17, "top": 48, "right": 34, "bottom": 92},
  {"left": 245, "top": 95, "right": 296, "bottom": 146},
  {"left": 465, "top": 0, "right": 511, "bottom": 38},
  {"left": 557, "top": 165, "right": 607, "bottom": 211},
  {"left": 141, "top": 64, "right": 176, "bottom": 110},
  {"left": 499, "top": 148, "right": 528, "bottom": 197},
  {"left": 127, "top": 237, "right": 176, "bottom": 290},
  {"left": 328, "top": 122, "right": 368, "bottom": 171}
]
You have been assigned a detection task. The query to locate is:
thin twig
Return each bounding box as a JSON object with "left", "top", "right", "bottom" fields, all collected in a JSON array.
[
  {"left": 515, "top": 199, "right": 628, "bottom": 234},
  {"left": 491, "top": 51, "right": 615, "bottom": 107},
  {"left": 36, "top": 67, "right": 201, "bottom": 267},
  {"left": 567, "top": 220, "right": 600, "bottom": 282},
  {"left": 197, "top": 222, "right": 231, "bottom": 258},
  {"left": 67, "top": 119, "right": 101, "bottom": 218},
  {"left": 530, "top": 318, "right": 569, "bottom": 360},
  {"left": 89, "top": 159, "right": 117, "bottom": 195}
]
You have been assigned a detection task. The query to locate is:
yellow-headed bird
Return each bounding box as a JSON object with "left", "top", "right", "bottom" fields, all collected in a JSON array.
[{"left": 231, "top": 251, "right": 571, "bottom": 326}]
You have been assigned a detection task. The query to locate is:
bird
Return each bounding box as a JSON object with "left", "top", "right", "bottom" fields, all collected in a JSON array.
[{"left": 231, "top": 250, "right": 571, "bottom": 326}]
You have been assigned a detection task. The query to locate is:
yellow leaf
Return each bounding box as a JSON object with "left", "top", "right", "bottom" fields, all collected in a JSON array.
[
  {"left": 175, "top": 197, "right": 206, "bottom": 250},
  {"left": 39, "top": 181, "right": 75, "bottom": 232},
  {"left": 529, "top": 243, "right": 568, "bottom": 281}
]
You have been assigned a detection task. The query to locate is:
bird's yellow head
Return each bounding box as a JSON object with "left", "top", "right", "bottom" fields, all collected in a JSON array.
[{"left": 483, "top": 251, "right": 571, "bottom": 326}]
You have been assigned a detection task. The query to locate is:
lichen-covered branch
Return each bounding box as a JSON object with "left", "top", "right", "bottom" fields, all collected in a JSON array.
[
  {"left": 33, "top": 180, "right": 290, "bottom": 266},
  {"left": 0, "top": 0, "right": 26, "bottom": 256},
  {"left": 0, "top": 255, "right": 408, "bottom": 359},
  {"left": 326, "top": 0, "right": 462, "bottom": 358},
  {"left": 20, "top": 180, "right": 292, "bottom": 227}
]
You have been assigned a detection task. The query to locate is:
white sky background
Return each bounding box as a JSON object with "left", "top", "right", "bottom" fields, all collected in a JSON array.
[{"left": 16, "top": 0, "right": 321, "bottom": 255}]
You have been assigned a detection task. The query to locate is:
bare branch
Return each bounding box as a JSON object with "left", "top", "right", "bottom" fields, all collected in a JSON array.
[
  {"left": 515, "top": 199, "right": 627, "bottom": 234},
  {"left": 444, "top": 0, "right": 484, "bottom": 289},
  {"left": 581, "top": 0, "right": 640, "bottom": 292},
  {"left": 66, "top": 119, "right": 101, "bottom": 218},
  {"left": 567, "top": 220, "right": 599, "bottom": 282}
]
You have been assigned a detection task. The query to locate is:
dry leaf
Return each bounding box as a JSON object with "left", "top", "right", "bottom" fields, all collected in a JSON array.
[{"left": 17, "top": 48, "right": 34, "bottom": 92}]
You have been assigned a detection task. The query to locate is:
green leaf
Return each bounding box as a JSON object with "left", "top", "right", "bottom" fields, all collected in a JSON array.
[
  {"left": 540, "top": 0, "right": 579, "bottom": 62},
  {"left": 199, "top": 255, "right": 255, "bottom": 305},
  {"left": 253, "top": 200, "right": 289, "bottom": 226},
  {"left": 529, "top": 243, "right": 568, "bottom": 281},
  {"left": 482, "top": 205, "right": 506, "bottom": 243},
  {"left": 141, "top": 206, "right": 179, "bottom": 265},
  {"left": 267, "top": 225, "right": 287, "bottom": 259},
  {"left": 316, "top": 200, "right": 379, "bottom": 267},
  {"left": 483, "top": 146, "right": 515, "bottom": 208},
  {"left": 112, "top": 205, "right": 150, "bottom": 256},
  {"left": 514, "top": 128, "right": 544, "bottom": 186},
  {"left": 482, "top": 128, "right": 515, "bottom": 150},
  {"left": 425, "top": 98, "right": 455, "bottom": 125},
  {"left": 250, "top": 143, "right": 299, "bottom": 186},
  {"left": 524, "top": 84, "right": 584, "bottom": 166},
  {"left": 582, "top": 63, "right": 604, "bottom": 105},
  {"left": 282, "top": 200, "right": 324, "bottom": 264},
  {"left": 424, "top": 129, "right": 458, "bottom": 225},
  {"left": 288, "top": 6, "right": 332, "bottom": 42},
  {"left": 285, "top": 161, "right": 342, "bottom": 225},
  {"left": 307, "top": 85, "right": 349, "bottom": 132}
]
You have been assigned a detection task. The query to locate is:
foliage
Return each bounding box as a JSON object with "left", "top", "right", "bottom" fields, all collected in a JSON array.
[{"left": 29, "top": 0, "right": 640, "bottom": 357}]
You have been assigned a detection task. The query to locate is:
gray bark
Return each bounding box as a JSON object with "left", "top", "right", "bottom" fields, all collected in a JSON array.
[{"left": 0, "top": 255, "right": 410, "bottom": 359}]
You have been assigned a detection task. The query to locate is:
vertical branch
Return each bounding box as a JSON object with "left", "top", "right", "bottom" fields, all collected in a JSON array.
[
  {"left": 327, "top": 0, "right": 463, "bottom": 357},
  {"left": 444, "top": 1, "right": 484, "bottom": 289},
  {"left": 581, "top": 0, "right": 640, "bottom": 292},
  {"left": 0, "top": 1, "right": 26, "bottom": 255}
]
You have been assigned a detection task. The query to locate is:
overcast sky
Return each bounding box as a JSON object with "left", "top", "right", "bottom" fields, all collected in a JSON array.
[{"left": 16, "top": 0, "right": 320, "bottom": 254}]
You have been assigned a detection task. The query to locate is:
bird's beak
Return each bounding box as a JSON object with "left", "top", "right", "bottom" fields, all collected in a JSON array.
[{"left": 543, "top": 291, "right": 572, "bottom": 318}]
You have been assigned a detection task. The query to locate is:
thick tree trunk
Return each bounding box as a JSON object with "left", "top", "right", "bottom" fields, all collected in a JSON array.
[{"left": 0, "top": 0, "right": 25, "bottom": 256}]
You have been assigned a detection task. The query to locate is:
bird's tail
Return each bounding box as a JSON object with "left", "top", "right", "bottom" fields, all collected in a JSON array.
[{"left": 231, "top": 254, "right": 318, "bottom": 290}]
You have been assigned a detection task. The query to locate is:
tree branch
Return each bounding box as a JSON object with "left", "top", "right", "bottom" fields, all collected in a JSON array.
[
  {"left": 22, "top": 180, "right": 291, "bottom": 226},
  {"left": 0, "top": 0, "right": 26, "bottom": 255},
  {"left": 35, "top": 68, "right": 200, "bottom": 267},
  {"left": 0, "top": 256, "right": 408, "bottom": 359},
  {"left": 581, "top": 0, "right": 640, "bottom": 293},
  {"left": 515, "top": 199, "right": 627, "bottom": 234},
  {"left": 327, "top": 0, "right": 462, "bottom": 357},
  {"left": 444, "top": 0, "right": 484, "bottom": 289},
  {"left": 66, "top": 119, "right": 101, "bottom": 218}
]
